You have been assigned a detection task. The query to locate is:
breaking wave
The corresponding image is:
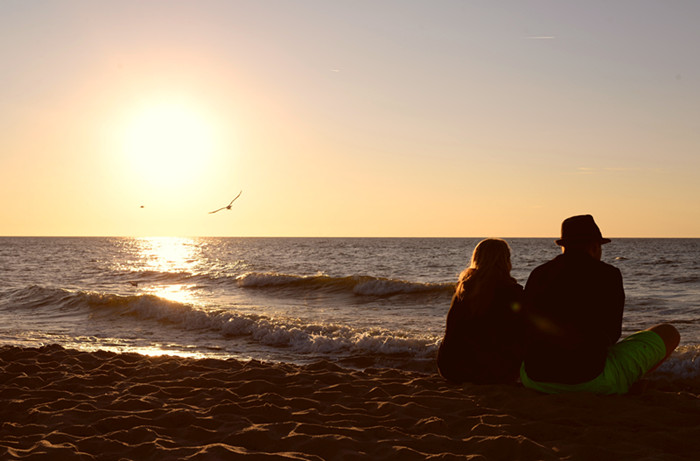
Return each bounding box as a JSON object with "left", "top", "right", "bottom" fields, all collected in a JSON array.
[{"left": 0, "top": 285, "right": 439, "bottom": 364}]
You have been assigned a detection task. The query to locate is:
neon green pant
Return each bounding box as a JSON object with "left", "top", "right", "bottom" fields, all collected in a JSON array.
[{"left": 521, "top": 330, "right": 667, "bottom": 395}]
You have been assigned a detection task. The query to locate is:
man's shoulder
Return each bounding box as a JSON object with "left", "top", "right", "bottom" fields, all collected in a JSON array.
[
  {"left": 528, "top": 253, "right": 621, "bottom": 277},
  {"left": 596, "top": 259, "right": 623, "bottom": 277},
  {"left": 530, "top": 254, "right": 565, "bottom": 273},
  {"left": 525, "top": 256, "right": 562, "bottom": 287}
]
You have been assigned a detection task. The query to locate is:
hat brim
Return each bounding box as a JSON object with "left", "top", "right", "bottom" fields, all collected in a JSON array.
[{"left": 555, "top": 238, "right": 612, "bottom": 246}]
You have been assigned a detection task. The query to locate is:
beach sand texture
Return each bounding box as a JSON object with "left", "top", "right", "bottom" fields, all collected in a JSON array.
[{"left": 1, "top": 345, "right": 699, "bottom": 460}]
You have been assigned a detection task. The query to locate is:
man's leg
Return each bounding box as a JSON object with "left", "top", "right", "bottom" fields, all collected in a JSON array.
[{"left": 645, "top": 323, "right": 680, "bottom": 372}]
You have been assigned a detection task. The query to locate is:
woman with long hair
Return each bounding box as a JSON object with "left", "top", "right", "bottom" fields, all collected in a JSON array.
[{"left": 437, "top": 238, "right": 524, "bottom": 384}]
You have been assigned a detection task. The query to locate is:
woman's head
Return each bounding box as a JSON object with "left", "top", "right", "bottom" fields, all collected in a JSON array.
[
  {"left": 469, "top": 238, "right": 512, "bottom": 275},
  {"left": 456, "top": 238, "right": 513, "bottom": 299}
]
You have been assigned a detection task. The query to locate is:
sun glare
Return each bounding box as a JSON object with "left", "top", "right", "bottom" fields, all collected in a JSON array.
[
  {"left": 138, "top": 236, "right": 199, "bottom": 273},
  {"left": 136, "top": 237, "right": 201, "bottom": 304},
  {"left": 121, "top": 101, "right": 217, "bottom": 188}
]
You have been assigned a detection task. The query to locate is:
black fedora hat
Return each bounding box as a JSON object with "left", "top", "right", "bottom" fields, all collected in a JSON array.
[{"left": 555, "top": 214, "right": 611, "bottom": 246}]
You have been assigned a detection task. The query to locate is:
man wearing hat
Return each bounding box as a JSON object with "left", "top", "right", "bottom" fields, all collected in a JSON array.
[{"left": 520, "top": 215, "right": 679, "bottom": 394}]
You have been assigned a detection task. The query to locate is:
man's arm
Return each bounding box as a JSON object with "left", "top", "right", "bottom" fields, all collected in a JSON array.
[{"left": 606, "top": 267, "right": 625, "bottom": 344}]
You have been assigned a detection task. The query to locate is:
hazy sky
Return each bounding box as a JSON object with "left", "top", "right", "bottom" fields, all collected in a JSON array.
[{"left": 2, "top": 1, "right": 699, "bottom": 237}]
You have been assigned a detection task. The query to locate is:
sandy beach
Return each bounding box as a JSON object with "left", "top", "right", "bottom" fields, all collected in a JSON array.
[{"left": 1, "top": 345, "right": 699, "bottom": 460}]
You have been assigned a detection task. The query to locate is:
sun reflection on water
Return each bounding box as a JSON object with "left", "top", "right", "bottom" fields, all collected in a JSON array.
[
  {"left": 148, "top": 283, "right": 198, "bottom": 304},
  {"left": 81, "top": 343, "right": 210, "bottom": 360},
  {"left": 134, "top": 237, "right": 203, "bottom": 305},
  {"left": 137, "top": 237, "right": 200, "bottom": 273}
]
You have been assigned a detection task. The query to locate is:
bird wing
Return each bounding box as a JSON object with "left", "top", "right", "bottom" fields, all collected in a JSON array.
[
  {"left": 210, "top": 190, "right": 242, "bottom": 214},
  {"left": 227, "top": 190, "right": 243, "bottom": 206}
]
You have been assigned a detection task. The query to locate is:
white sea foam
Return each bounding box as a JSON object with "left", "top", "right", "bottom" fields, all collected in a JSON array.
[
  {"left": 119, "top": 293, "right": 439, "bottom": 358},
  {"left": 657, "top": 345, "right": 700, "bottom": 379}
]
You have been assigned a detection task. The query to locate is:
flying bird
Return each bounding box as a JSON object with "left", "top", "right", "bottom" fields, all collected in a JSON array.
[{"left": 209, "top": 190, "right": 242, "bottom": 214}]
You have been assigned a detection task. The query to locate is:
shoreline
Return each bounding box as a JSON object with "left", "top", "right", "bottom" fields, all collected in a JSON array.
[{"left": 1, "top": 344, "right": 699, "bottom": 460}]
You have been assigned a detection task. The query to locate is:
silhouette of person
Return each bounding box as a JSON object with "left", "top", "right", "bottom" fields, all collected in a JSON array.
[
  {"left": 521, "top": 215, "right": 680, "bottom": 394},
  {"left": 437, "top": 238, "right": 524, "bottom": 384}
]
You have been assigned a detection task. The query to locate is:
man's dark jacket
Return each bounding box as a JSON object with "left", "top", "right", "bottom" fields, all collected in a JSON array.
[{"left": 522, "top": 251, "right": 625, "bottom": 384}]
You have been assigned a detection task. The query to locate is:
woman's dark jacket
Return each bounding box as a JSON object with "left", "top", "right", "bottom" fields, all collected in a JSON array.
[{"left": 437, "top": 279, "right": 524, "bottom": 384}]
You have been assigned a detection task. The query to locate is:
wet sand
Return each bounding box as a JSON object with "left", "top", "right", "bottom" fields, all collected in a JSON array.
[{"left": 1, "top": 345, "right": 699, "bottom": 460}]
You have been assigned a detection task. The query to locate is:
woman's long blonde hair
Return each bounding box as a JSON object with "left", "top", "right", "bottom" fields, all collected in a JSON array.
[{"left": 455, "top": 238, "right": 514, "bottom": 311}]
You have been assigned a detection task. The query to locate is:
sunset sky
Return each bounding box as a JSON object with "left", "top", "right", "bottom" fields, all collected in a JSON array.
[{"left": 2, "top": 1, "right": 699, "bottom": 237}]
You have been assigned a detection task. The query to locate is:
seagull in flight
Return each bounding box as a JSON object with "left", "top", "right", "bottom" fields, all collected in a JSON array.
[{"left": 209, "top": 190, "right": 242, "bottom": 214}]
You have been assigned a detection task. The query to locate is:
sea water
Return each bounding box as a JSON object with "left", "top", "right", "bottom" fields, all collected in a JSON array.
[{"left": 1, "top": 237, "right": 698, "bottom": 378}]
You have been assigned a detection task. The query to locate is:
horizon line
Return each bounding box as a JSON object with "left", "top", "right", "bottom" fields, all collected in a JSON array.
[{"left": 1, "top": 235, "right": 698, "bottom": 240}]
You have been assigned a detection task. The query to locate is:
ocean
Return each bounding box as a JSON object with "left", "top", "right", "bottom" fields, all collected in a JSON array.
[{"left": 1, "top": 237, "right": 698, "bottom": 380}]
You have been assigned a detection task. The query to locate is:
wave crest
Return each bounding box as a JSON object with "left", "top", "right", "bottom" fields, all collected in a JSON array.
[
  {"left": 114, "top": 293, "right": 440, "bottom": 358},
  {"left": 236, "top": 272, "right": 454, "bottom": 297}
]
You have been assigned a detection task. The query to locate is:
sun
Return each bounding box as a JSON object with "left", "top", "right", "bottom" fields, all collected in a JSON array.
[{"left": 121, "top": 101, "right": 217, "bottom": 188}]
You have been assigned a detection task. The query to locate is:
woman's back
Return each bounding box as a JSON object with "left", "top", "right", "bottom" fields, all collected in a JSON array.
[
  {"left": 437, "top": 279, "right": 523, "bottom": 384},
  {"left": 437, "top": 238, "right": 524, "bottom": 385}
]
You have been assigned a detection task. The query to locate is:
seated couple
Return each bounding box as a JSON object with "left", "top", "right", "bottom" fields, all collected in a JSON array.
[{"left": 437, "top": 215, "right": 680, "bottom": 394}]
